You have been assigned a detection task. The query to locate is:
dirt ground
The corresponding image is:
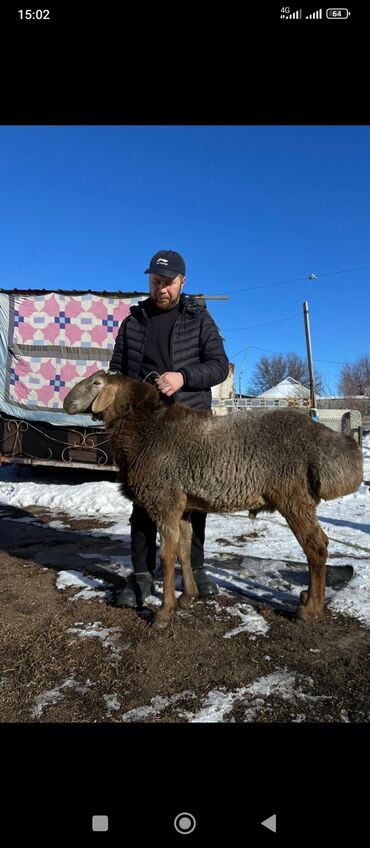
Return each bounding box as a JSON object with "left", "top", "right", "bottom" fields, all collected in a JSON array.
[{"left": 1, "top": 498, "right": 370, "bottom": 724}]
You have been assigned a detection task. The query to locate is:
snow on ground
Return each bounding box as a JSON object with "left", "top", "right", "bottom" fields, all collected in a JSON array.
[
  {"left": 66, "top": 621, "right": 129, "bottom": 655},
  {"left": 30, "top": 677, "right": 95, "bottom": 719},
  {"left": 0, "top": 433, "right": 369, "bottom": 636},
  {"left": 1, "top": 433, "right": 369, "bottom": 722},
  {"left": 56, "top": 570, "right": 111, "bottom": 599},
  {"left": 0, "top": 475, "right": 132, "bottom": 519},
  {"left": 118, "top": 670, "right": 335, "bottom": 724}
]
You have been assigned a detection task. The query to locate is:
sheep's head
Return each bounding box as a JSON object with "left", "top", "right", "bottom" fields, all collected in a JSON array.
[{"left": 63, "top": 370, "right": 120, "bottom": 422}]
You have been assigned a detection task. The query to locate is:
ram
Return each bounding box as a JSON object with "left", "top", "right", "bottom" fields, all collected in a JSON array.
[{"left": 64, "top": 371, "right": 363, "bottom": 630}]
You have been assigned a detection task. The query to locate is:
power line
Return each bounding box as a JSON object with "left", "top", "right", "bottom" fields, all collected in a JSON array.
[
  {"left": 216, "top": 263, "right": 370, "bottom": 296},
  {"left": 229, "top": 343, "right": 347, "bottom": 366},
  {"left": 313, "top": 358, "right": 347, "bottom": 365},
  {"left": 230, "top": 344, "right": 296, "bottom": 359},
  {"left": 250, "top": 347, "right": 346, "bottom": 365},
  {"left": 220, "top": 312, "right": 300, "bottom": 332}
]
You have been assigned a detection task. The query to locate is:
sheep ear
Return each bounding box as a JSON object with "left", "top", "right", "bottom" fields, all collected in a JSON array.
[{"left": 92, "top": 384, "right": 117, "bottom": 413}]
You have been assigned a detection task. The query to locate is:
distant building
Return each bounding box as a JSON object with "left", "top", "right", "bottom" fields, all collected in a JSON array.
[
  {"left": 211, "top": 363, "right": 236, "bottom": 416},
  {"left": 257, "top": 377, "right": 312, "bottom": 399},
  {"left": 212, "top": 362, "right": 235, "bottom": 400}
]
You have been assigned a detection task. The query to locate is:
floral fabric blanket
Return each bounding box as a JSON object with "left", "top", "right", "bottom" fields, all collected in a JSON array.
[{"left": 0, "top": 290, "right": 143, "bottom": 425}]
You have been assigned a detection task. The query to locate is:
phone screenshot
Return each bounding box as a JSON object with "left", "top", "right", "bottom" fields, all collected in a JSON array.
[{"left": 0, "top": 6, "right": 368, "bottom": 843}]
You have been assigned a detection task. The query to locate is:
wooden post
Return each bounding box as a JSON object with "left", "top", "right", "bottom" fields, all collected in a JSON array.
[{"left": 303, "top": 302, "right": 318, "bottom": 419}]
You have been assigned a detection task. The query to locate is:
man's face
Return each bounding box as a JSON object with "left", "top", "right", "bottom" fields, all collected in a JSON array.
[{"left": 149, "top": 273, "right": 185, "bottom": 309}]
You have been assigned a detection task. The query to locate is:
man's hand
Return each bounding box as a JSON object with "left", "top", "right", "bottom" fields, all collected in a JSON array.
[{"left": 155, "top": 372, "right": 184, "bottom": 397}]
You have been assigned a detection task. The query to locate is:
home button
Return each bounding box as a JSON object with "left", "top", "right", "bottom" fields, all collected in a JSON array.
[{"left": 174, "top": 812, "right": 197, "bottom": 834}]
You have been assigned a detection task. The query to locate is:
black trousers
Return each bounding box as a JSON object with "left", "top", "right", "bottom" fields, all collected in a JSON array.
[{"left": 130, "top": 503, "right": 206, "bottom": 576}]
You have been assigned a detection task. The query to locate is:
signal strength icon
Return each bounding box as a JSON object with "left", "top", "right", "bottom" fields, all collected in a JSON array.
[
  {"left": 280, "top": 9, "right": 302, "bottom": 18},
  {"left": 305, "top": 8, "right": 322, "bottom": 17}
]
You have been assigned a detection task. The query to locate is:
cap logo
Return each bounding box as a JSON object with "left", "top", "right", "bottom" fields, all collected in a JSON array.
[{"left": 156, "top": 258, "right": 168, "bottom": 265}]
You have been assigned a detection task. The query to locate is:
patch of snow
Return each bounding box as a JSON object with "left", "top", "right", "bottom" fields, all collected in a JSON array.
[
  {"left": 67, "top": 621, "right": 128, "bottom": 655},
  {"left": 56, "top": 570, "right": 110, "bottom": 600},
  {"left": 104, "top": 694, "right": 121, "bottom": 717},
  {"left": 120, "top": 691, "right": 197, "bottom": 722},
  {"left": 31, "top": 677, "right": 94, "bottom": 718},
  {"left": 223, "top": 602, "right": 270, "bottom": 638}
]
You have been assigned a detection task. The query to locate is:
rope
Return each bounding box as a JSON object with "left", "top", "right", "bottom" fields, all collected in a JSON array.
[{"left": 142, "top": 371, "right": 160, "bottom": 383}]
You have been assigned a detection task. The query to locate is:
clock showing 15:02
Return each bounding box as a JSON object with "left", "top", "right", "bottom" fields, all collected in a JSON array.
[{"left": 17, "top": 9, "right": 50, "bottom": 20}]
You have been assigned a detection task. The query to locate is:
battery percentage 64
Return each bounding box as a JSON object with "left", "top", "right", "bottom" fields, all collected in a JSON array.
[{"left": 326, "top": 8, "right": 351, "bottom": 18}]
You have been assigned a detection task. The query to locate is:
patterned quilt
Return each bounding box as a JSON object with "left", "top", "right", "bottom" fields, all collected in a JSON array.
[{"left": 0, "top": 290, "right": 146, "bottom": 425}]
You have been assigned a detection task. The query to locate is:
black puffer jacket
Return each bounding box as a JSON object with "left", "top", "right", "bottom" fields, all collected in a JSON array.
[{"left": 109, "top": 295, "right": 229, "bottom": 409}]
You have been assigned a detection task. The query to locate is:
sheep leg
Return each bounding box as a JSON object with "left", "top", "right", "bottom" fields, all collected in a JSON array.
[
  {"left": 152, "top": 519, "right": 181, "bottom": 630},
  {"left": 299, "top": 528, "right": 329, "bottom": 606},
  {"left": 283, "top": 505, "right": 328, "bottom": 621},
  {"left": 177, "top": 515, "right": 199, "bottom": 610}
]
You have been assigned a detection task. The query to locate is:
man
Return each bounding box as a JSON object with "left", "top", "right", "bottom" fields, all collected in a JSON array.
[{"left": 109, "top": 249, "right": 229, "bottom": 607}]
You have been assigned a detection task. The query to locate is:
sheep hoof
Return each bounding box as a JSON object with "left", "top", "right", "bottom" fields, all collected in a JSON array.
[
  {"left": 151, "top": 609, "right": 173, "bottom": 630},
  {"left": 151, "top": 618, "right": 169, "bottom": 631},
  {"left": 177, "top": 592, "right": 196, "bottom": 609},
  {"left": 296, "top": 603, "right": 322, "bottom": 622}
]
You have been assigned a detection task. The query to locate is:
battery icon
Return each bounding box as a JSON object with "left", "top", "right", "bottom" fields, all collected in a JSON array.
[{"left": 326, "top": 8, "right": 350, "bottom": 17}]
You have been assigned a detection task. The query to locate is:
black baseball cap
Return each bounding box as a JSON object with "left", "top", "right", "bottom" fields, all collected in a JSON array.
[{"left": 144, "top": 249, "right": 186, "bottom": 278}]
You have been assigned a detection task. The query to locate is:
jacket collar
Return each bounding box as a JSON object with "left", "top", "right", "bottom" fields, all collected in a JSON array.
[{"left": 130, "top": 293, "right": 200, "bottom": 320}]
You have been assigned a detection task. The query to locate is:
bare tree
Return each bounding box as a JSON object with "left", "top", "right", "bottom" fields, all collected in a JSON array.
[
  {"left": 338, "top": 354, "right": 370, "bottom": 396},
  {"left": 247, "top": 352, "right": 324, "bottom": 395}
]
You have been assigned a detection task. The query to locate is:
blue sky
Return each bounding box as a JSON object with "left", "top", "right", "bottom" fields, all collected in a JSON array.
[{"left": 0, "top": 125, "right": 369, "bottom": 394}]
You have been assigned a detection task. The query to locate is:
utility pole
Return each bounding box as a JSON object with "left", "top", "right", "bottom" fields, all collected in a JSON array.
[
  {"left": 303, "top": 302, "right": 319, "bottom": 421},
  {"left": 238, "top": 347, "right": 250, "bottom": 397}
]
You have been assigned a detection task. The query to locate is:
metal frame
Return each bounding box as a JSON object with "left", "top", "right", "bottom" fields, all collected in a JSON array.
[{"left": 0, "top": 413, "right": 117, "bottom": 470}]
